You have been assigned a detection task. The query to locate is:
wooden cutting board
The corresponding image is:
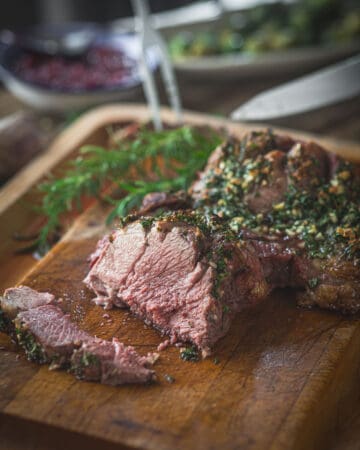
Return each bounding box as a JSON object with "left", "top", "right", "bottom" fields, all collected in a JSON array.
[{"left": 0, "top": 104, "right": 360, "bottom": 450}]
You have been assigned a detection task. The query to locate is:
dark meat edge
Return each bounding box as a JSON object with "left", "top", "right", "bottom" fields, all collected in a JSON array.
[{"left": 0, "top": 286, "right": 157, "bottom": 385}]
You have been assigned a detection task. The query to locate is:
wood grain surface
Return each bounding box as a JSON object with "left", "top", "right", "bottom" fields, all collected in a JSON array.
[{"left": 1, "top": 105, "right": 360, "bottom": 450}]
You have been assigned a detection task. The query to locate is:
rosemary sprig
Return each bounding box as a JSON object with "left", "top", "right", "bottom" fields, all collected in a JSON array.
[{"left": 37, "top": 125, "right": 222, "bottom": 252}]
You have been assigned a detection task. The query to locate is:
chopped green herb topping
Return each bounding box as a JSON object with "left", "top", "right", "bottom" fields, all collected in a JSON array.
[
  {"left": 81, "top": 352, "right": 100, "bottom": 368},
  {"left": 222, "top": 305, "right": 231, "bottom": 314},
  {"left": 180, "top": 346, "right": 199, "bottom": 362},
  {"left": 0, "top": 310, "right": 8, "bottom": 333},
  {"left": 308, "top": 277, "right": 319, "bottom": 289},
  {"left": 208, "top": 243, "right": 233, "bottom": 300},
  {"left": 140, "top": 217, "right": 155, "bottom": 230},
  {"left": 36, "top": 126, "right": 359, "bottom": 262},
  {"left": 71, "top": 351, "right": 101, "bottom": 379},
  {"left": 196, "top": 132, "right": 360, "bottom": 261},
  {"left": 15, "top": 328, "right": 48, "bottom": 364}
]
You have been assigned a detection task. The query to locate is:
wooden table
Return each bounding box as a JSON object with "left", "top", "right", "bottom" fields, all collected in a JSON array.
[{"left": 0, "top": 70, "right": 359, "bottom": 450}]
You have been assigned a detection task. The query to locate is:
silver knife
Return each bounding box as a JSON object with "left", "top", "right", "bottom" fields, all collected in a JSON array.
[{"left": 231, "top": 54, "right": 360, "bottom": 121}]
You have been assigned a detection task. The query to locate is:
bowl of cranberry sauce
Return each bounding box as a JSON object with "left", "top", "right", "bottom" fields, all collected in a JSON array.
[
  {"left": 0, "top": 31, "right": 159, "bottom": 110},
  {"left": 14, "top": 43, "right": 138, "bottom": 93}
]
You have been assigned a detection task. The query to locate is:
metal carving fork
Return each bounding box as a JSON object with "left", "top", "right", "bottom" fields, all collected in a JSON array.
[{"left": 131, "top": 0, "right": 183, "bottom": 130}]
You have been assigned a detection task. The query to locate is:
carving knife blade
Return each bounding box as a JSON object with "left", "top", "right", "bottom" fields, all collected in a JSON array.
[{"left": 231, "top": 54, "right": 360, "bottom": 121}]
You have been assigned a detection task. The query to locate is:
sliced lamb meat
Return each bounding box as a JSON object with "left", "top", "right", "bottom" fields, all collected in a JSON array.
[
  {"left": 87, "top": 233, "right": 115, "bottom": 269},
  {"left": 71, "top": 337, "right": 156, "bottom": 385},
  {"left": 2, "top": 286, "right": 156, "bottom": 384},
  {"left": 84, "top": 213, "right": 271, "bottom": 356},
  {"left": 15, "top": 305, "right": 88, "bottom": 366},
  {"left": 0, "top": 285, "right": 56, "bottom": 335},
  {"left": 1, "top": 285, "right": 55, "bottom": 320},
  {"left": 85, "top": 129, "right": 359, "bottom": 356}
]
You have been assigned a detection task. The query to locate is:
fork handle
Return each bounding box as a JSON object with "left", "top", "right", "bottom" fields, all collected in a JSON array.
[
  {"left": 140, "top": 55, "right": 163, "bottom": 131},
  {"left": 158, "top": 44, "right": 183, "bottom": 123},
  {"left": 132, "top": 0, "right": 150, "bottom": 25}
]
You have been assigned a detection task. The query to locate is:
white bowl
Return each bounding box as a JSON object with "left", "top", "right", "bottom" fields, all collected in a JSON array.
[{"left": 0, "top": 32, "right": 159, "bottom": 112}]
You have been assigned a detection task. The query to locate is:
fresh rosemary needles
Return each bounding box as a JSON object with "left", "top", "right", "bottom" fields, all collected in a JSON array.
[{"left": 37, "top": 124, "right": 222, "bottom": 253}]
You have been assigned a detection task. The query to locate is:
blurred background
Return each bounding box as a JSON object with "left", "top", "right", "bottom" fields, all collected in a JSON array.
[
  {"left": 0, "top": 0, "right": 191, "bottom": 27},
  {"left": 0, "top": 0, "right": 359, "bottom": 183}
]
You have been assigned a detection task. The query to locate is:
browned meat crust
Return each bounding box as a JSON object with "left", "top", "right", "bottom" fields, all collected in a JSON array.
[
  {"left": 191, "top": 130, "right": 360, "bottom": 315},
  {"left": 138, "top": 191, "right": 191, "bottom": 215}
]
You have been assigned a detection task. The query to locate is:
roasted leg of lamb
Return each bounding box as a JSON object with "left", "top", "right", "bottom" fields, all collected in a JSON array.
[{"left": 85, "top": 130, "right": 360, "bottom": 356}]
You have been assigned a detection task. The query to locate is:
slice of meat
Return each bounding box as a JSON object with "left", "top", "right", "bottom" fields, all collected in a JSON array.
[
  {"left": 84, "top": 222, "right": 149, "bottom": 310},
  {"left": 1, "top": 285, "right": 55, "bottom": 320},
  {"left": 2, "top": 286, "right": 156, "bottom": 385},
  {"left": 0, "top": 285, "right": 56, "bottom": 335},
  {"left": 15, "top": 305, "right": 89, "bottom": 366},
  {"left": 87, "top": 233, "right": 114, "bottom": 269},
  {"left": 71, "top": 338, "right": 156, "bottom": 385},
  {"left": 84, "top": 214, "right": 271, "bottom": 356}
]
